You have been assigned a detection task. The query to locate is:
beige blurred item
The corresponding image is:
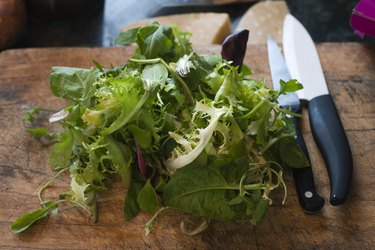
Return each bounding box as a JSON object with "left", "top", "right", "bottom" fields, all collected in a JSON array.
[
  {"left": 236, "top": 1, "right": 289, "bottom": 44},
  {"left": 210, "top": 0, "right": 257, "bottom": 4},
  {"left": 0, "top": 0, "right": 27, "bottom": 50},
  {"left": 121, "top": 13, "right": 232, "bottom": 46}
]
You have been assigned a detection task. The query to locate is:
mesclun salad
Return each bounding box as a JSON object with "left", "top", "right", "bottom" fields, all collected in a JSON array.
[{"left": 11, "top": 23, "right": 308, "bottom": 235}]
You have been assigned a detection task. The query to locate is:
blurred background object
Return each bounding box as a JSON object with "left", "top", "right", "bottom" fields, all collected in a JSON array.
[
  {"left": 236, "top": 1, "right": 288, "bottom": 44},
  {"left": 286, "top": 0, "right": 371, "bottom": 42},
  {"left": 0, "top": 0, "right": 27, "bottom": 50},
  {"left": 15, "top": 0, "right": 105, "bottom": 48},
  {"left": 25, "top": 0, "right": 104, "bottom": 22},
  {"left": 350, "top": 0, "right": 375, "bottom": 38},
  {"left": 1, "top": 0, "right": 371, "bottom": 50}
]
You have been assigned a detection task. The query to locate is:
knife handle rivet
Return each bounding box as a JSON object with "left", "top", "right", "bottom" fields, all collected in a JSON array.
[{"left": 304, "top": 191, "right": 313, "bottom": 198}]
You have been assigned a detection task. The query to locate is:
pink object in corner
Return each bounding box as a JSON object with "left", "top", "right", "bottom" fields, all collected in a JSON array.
[{"left": 350, "top": 0, "right": 375, "bottom": 38}]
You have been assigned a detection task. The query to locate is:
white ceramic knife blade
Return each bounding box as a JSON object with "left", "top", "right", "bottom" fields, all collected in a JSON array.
[
  {"left": 282, "top": 14, "right": 329, "bottom": 101},
  {"left": 282, "top": 14, "right": 353, "bottom": 205}
]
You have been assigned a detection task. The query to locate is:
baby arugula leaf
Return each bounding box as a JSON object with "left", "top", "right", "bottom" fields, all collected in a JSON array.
[
  {"left": 115, "top": 27, "right": 139, "bottom": 45},
  {"left": 49, "top": 131, "right": 74, "bottom": 170},
  {"left": 11, "top": 201, "right": 58, "bottom": 234},
  {"left": 170, "top": 25, "right": 192, "bottom": 58},
  {"left": 124, "top": 181, "right": 144, "bottom": 220},
  {"left": 115, "top": 22, "right": 192, "bottom": 62},
  {"left": 124, "top": 168, "right": 146, "bottom": 220},
  {"left": 49, "top": 67, "right": 100, "bottom": 100},
  {"left": 22, "top": 108, "right": 54, "bottom": 142},
  {"left": 142, "top": 63, "right": 168, "bottom": 83},
  {"left": 105, "top": 135, "right": 133, "bottom": 184},
  {"left": 251, "top": 197, "right": 269, "bottom": 224},
  {"left": 279, "top": 137, "right": 310, "bottom": 168},
  {"left": 139, "top": 24, "right": 174, "bottom": 59},
  {"left": 26, "top": 127, "right": 49, "bottom": 136},
  {"left": 128, "top": 125, "right": 152, "bottom": 149},
  {"left": 278, "top": 79, "right": 303, "bottom": 96},
  {"left": 49, "top": 131, "right": 74, "bottom": 171},
  {"left": 137, "top": 179, "right": 160, "bottom": 213}
]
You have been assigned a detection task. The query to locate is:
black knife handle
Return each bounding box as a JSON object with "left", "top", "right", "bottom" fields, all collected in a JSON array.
[
  {"left": 290, "top": 114, "right": 325, "bottom": 213},
  {"left": 308, "top": 94, "right": 353, "bottom": 205}
]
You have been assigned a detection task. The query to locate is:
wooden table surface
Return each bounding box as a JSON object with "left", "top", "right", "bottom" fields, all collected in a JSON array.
[{"left": 0, "top": 43, "right": 374, "bottom": 249}]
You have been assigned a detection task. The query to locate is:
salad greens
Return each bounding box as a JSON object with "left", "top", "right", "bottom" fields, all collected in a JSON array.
[{"left": 11, "top": 22, "right": 308, "bottom": 235}]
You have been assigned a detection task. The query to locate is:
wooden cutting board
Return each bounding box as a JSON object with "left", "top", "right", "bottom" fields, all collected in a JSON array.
[{"left": 0, "top": 44, "right": 374, "bottom": 249}]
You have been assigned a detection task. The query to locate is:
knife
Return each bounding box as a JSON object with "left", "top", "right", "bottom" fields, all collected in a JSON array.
[
  {"left": 283, "top": 14, "right": 353, "bottom": 205},
  {"left": 267, "top": 36, "right": 324, "bottom": 213},
  {"left": 149, "top": 0, "right": 256, "bottom": 16}
]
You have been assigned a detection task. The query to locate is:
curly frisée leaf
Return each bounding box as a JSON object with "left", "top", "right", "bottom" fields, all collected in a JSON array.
[
  {"left": 101, "top": 71, "right": 164, "bottom": 135},
  {"left": 165, "top": 100, "right": 229, "bottom": 170},
  {"left": 69, "top": 175, "right": 97, "bottom": 217},
  {"left": 172, "top": 53, "right": 196, "bottom": 77}
]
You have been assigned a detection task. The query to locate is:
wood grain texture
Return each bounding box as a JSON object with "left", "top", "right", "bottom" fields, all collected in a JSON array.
[{"left": 0, "top": 43, "right": 374, "bottom": 249}]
